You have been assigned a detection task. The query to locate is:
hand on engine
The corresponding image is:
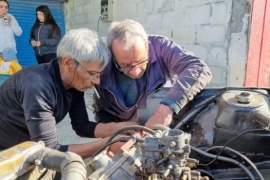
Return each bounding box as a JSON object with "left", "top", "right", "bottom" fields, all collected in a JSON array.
[
  {"left": 107, "top": 141, "right": 126, "bottom": 155},
  {"left": 116, "top": 121, "right": 138, "bottom": 135},
  {"left": 95, "top": 121, "right": 138, "bottom": 138},
  {"left": 145, "top": 104, "right": 173, "bottom": 128}
]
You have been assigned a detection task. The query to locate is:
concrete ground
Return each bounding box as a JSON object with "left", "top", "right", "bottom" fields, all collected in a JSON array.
[{"left": 56, "top": 89, "right": 98, "bottom": 144}]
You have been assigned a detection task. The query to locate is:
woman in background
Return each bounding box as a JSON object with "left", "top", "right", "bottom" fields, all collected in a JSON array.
[
  {"left": 0, "top": 0, "right": 22, "bottom": 57},
  {"left": 30, "top": 5, "right": 61, "bottom": 64}
]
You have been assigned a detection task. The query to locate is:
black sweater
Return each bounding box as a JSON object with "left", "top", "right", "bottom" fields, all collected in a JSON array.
[{"left": 0, "top": 59, "right": 97, "bottom": 151}]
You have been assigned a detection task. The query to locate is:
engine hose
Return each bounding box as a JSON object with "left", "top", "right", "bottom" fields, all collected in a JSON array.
[
  {"left": 206, "top": 146, "right": 264, "bottom": 180},
  {"left": 191, "top": 146, "right": 256, "bottom": 180},
  {"left": 150, "top": 124, "right": 170, "bottom": 131},
  {"left": 30, "top": 148, "right": 87, "bottom": 180},
  {"left": 106, "top": 125, "right": 155, "bottom": 144},
  {"left": 21, "top": 141, "right": 87, "bottom": 180},
  {"left": 173, "top": 93, "right": 222, "bottom": 129},
  {"left": 195, "top": 169, "right": 216, "bottom": 180}
]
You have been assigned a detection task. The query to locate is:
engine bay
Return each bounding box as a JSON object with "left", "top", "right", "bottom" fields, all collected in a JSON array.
[
  {"left": 1, "top": 87, "right": 270, "bottom": 180},
  {"left": 86, "top": 88, "right": 270, "bottom": 180}
]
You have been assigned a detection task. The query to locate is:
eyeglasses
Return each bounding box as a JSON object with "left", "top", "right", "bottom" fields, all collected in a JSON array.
[
  {"left": 114, "top": 58, "right": 149, "bottom": 73},
  {"left": 73, "top": 59, "right": 103, "bottom": 81}
]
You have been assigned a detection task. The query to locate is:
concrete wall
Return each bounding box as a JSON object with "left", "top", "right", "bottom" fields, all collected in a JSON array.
[{"left": 64, "top": 0, "right": 252, "bottom": 87}]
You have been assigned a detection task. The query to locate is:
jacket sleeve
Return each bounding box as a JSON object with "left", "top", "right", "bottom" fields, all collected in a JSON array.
[
  {"left": 152, "top": 36, "right": 212, "bottom": 110},
  {"left": 29, "top": 32, "right": 35, "bottom": 44},
  {"left": 9, "top": 14, "right": 22, "bottom": 36},
  {"left": 69, "top": 91, "right": 98, "bottom": 138}
]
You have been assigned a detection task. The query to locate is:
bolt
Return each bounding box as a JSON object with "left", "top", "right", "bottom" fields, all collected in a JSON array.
[
  {"left": 34, "top": 159, "right": 41, "bottom": 166},
  {"left": 170, "top": 141, "right": 176, "bottom": 147}
]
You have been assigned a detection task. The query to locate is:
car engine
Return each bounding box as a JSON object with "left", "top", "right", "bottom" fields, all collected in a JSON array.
[
  {"left": 86, "top": 88, "right": 270, "bottom": 180},
  {"left": 87, "top": 127, "right": 208, "bottom": 180},
  {"left": 1, "top": 88, "right": 270, "bottom": 180}
]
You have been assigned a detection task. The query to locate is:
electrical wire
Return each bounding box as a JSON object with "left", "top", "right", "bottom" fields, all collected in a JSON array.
[
  {"left": 206, "top": 146, "right": 264, "bottom": 180},
  {"left": 191, "top": 146, "right": 256, "bottom": 180},
  {"left": 89, "top": 126, "right": 152, "bottom": 162},
  {"left": 97, "top": 15, "right": 102, "bottom": 33},
  {"left": 201, "top": 129, "right": 266, "bottom": 166},
  {"left": 106, "top": 125, "right": 155, "bottom": 144},
  {"left": 195, "top": 169, "right": 216, "bottom": 180}
]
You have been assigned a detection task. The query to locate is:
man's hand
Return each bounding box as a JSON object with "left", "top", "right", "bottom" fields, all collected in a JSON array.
[
  {"left": 115, "top": 121, "right": 139, "bottom": 135},
  {"left": 95, "top": 121, "right": 138, "bottom": 138},
  {"left": 107, "top": 141, "right": 125, "bottom": 154},
  {"left": 145, "top": 104, "right": 173, "bottom": 128}
]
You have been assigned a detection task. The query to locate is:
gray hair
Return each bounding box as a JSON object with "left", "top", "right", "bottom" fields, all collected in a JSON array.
[
  {"left": 107, "top": 19, "right": 148, "bottom": 52},
  {"left": 57, "top": 28, "right": 109, "bottom": 68}
]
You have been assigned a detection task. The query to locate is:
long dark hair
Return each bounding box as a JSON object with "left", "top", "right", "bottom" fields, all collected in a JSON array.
[{"left": 30, "top": 5, "right": 61, "bottom": 37}]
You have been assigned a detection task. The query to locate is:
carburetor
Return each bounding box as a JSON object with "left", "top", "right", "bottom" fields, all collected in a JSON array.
[{"left": 87, "top": 128, "right": 208, "bottom": 180}]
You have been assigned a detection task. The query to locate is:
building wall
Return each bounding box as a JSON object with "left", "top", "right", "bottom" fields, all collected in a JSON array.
[{"left": 64, "top": 0, "right": 252, "bottom": 87}]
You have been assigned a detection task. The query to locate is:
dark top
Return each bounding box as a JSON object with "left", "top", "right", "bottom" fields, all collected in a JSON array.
[
  {"left": 0, "top": 59, "right": 98, "bottom": 151},
  {"left": 30, "top": 23, "right": 61, "bottom": 56}
]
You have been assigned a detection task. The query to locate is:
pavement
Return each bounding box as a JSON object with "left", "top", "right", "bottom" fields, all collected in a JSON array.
[{"left": 56, "top": 89, "right": 98, "bottom": 144}]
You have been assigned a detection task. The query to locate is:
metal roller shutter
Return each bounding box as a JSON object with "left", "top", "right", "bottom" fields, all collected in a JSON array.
[{"left": 8, "top": 0, "right": 66, "bottom": 67}]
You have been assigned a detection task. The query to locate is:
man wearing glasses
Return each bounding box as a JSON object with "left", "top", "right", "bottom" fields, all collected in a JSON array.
[
  {"left": 93, "top": 19, "right": 212, "bottom": 136},
  {"left": 0, "top": 28, "right": 115, "bottom": 159}
]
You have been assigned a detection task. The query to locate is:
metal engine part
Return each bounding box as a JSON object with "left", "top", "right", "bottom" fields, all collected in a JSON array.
[
  {"left": 87, "top": 129, "right": 209, "bottom": 180},
  {"left": 215, "top": 90, "right": 270, "bottom": 130},
  {"left": 0, "top": 141, "right": 86, "bottom": 180},
  {"left": 187, "top": 89, "right": 270, "bottom": 155}
]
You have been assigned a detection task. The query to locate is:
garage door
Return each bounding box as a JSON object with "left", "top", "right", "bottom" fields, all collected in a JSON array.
[{"left": 8, "top": 0, "right": 66, "bottom": 67}]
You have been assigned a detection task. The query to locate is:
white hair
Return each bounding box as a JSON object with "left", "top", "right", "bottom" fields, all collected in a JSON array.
[
  {"left": 107, "top": 19, "right": 148, "bottom": 52},
  {"left": 57, "top": 28, "right": 109, "bottom": 67}
]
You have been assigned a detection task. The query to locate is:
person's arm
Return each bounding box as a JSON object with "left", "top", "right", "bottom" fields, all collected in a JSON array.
[
  {"left": 68, "top": 138, "right": 109, "bottom": 159},
  {"left": 70, "top": 91, "right": 137, "bottom": 138},
  {"left": 21, "top": 77, "right": 62, "bottom": 150},
  {"left": 8, "top": 14, "right": 22, "bottom": 36},
  {"left": 146, "top": 36, "right": 212, "bottom": 127},
  {"left": 69, "top": 91, "right": 98, "bottom": 138},
  {"left": 68, "top": 135, "right": 125, "bottom": 159},
  {"left": 94, "top": 121, "right": 137, "bottom": 138},
  {"left": 29, "top": 30, "right": 36, "bottom": 46}
]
